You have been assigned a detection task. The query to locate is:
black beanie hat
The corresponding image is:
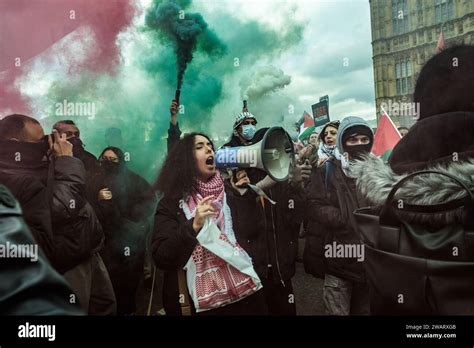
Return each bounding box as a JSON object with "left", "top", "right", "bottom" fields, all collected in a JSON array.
[{"left": 341, "top": 125, "right": 374, "bottom": 148}]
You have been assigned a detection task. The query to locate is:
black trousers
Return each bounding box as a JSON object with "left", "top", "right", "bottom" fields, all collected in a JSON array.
[{"left": 261, "top": 272, "right": 296, "bottom": 316}]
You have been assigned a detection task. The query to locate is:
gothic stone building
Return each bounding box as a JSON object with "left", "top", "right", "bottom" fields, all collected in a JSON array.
[{"left": 369, "top": 0, "right": 474, "bottom": 126}]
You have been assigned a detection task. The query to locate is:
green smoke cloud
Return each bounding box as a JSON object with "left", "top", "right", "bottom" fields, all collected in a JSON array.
[
  {"left": 40, "top": 0, "right": 305, "bottom": 183},
  {"left": 145, "top": 0, "right": 226, "bottom": 89}
]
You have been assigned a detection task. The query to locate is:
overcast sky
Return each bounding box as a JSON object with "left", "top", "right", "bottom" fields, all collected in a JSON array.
[
  {"left": 195, "top": 0, "right": 376, "bottom": 127},
  {"left": 11, "top": 0, "right": 376, "bottom": 141}
]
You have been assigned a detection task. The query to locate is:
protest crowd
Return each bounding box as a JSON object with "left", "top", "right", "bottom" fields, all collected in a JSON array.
[{"left": 1, "top": 45, "right": 473, "bottom": 316}]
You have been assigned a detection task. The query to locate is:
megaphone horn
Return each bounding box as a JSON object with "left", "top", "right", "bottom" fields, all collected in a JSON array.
[{"left": 215, "top": 127, "right": 295, "bottom": 182}]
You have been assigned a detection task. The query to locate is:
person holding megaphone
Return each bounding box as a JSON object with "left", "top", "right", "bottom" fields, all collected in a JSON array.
[{"left": 221, "top": 105, "right": 311, "bottom": 315}]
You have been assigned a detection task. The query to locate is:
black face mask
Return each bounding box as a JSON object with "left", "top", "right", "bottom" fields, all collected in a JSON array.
[
  {"left": 0, "top": 140, "right": 50, "bottom": 175},
  {"left": 100, "top": 160, "right": 121, "bottom": 174},
  {"left": 344, "top": 144, "right": 372, "bottom": 160},
  {"left": 0, "top": 139, "right": 49, "bottom": 160},
  {"left": 69, "top": 137, "right": 85, "bottom": 157}
]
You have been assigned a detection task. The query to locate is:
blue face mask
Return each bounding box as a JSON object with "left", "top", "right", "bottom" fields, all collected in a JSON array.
[{"left": 241, "top": 124, "right": 256, "bottom": 140}]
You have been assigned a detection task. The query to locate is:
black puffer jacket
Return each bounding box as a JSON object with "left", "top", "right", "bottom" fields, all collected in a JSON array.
[
  {"left": 49, "top": 156, "right": 104, "bottom": 273},
  {"left": 305, "top": 158, "right": 367, "bottom": 283},
  {"left": 0, "top": 142, "right": 103, "bottom": 274}
]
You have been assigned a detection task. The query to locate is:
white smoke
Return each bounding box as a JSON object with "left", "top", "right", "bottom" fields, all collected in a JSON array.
[{"left": 240, "top": 65, "right": 291, "bottom": 101}]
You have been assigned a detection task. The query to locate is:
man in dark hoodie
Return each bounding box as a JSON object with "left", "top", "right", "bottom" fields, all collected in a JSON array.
[
  {"left": 222, "top": 110, "right": 310, "bottom": 315},
  {"left": 306, "top": 116, "right": 373, "bottom": 315},
  {"left": 352, "top": 45, "right": 474, "bottom": 314}
]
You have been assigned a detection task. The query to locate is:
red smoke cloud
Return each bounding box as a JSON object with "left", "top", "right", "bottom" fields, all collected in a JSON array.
[{"left": 0, "top": 0, "right": 137, "bottom": 116}]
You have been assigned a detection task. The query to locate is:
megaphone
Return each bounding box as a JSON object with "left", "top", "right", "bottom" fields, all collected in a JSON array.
[{"left": 215, "top": 127, "right": 295, "bottom": 182}]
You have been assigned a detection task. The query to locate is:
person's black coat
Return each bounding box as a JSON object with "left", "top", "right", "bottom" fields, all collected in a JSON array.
[
  {"left": 50, "top": 156, "right": 104, "bottom": 273},
  {"left": 225, "top": 180, "right": 303, "bottom": 283},
  {"left": 0, "top": 172, "right": 56, "bottom": 261},
  {"left": 151, "top": 195, "right": 198, "bottom": 315},
  {"left": 222, "top": 129, "right": 304, "bottom": 284},
  {"left": 303, "top": 167, "right": 326, "bottom": 279},
  {"left": 75, "top": 149, "right": 102, "bottom": 205},
  {"left": 0, "top": 142, "right": 104, "bottom": 274},
  {"left": 91, "top": 165, "right": 157, "bottom": 313},
  {"left": 350, "top": 111, "right": 474, "bottom": 315},
  {"left": 91, "top": 165, "right": 157, "bottom": 246},
  {"left": 305, "top": 158, "right": 366, "bottom": 283},
  {"left": 0, "top": 184, "right": 83, "bottom": 315}
]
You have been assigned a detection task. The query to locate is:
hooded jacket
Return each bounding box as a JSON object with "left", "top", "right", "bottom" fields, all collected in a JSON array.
[
  {"left": 305, "top": 117, "right": 372, "bottom": 282},
  {"left": 351, "top": 111, "right": 474, "bottom": 228},
  {"left": 336, "top": 117, "right": 372, "bottom": 155}
]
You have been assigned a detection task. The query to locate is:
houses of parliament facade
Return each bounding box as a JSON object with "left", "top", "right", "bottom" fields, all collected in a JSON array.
[{"left": 369, "top": 0, "right": 474, "bottom": 126}]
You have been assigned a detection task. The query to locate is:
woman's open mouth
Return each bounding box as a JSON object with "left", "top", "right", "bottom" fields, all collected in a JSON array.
[{"left": 205, "top": 156, "right": 215, "bottom": 166}]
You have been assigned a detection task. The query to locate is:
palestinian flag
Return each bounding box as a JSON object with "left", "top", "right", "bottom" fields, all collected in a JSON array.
[
  {"left": 435, "top": 28, "right": 445, "bottom": 54},
  {"left": 298, "top": 111, "right": 315, "bottom": 140},
  {"left": 372, "top": 108, "right": 402, "bottom": 161}
]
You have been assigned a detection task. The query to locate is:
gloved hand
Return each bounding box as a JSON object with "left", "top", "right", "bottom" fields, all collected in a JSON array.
[{"left": 290, "top": 160, "right": 312, "bottom": 188}]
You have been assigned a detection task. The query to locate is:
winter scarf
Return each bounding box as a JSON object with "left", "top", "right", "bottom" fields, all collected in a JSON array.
[
  {"left": 181, "top": 172, "right": 258, "bottom": 312},
  {"left": 185, "top": 172, "right": 226, "bottom": 232},
  {"left": 318, "top": 142, "right": 337, "bottom": 162}
]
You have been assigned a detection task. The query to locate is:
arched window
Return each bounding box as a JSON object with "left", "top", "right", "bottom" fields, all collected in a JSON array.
[
  {"left": 392, "top": 0, "right": 409, "bottom": 34},
  {"left": 435, "top": 0, "right": 454, "bottom": 24},
  {"left": 395, "top": 58, "right": 413, "bottom": 95}
]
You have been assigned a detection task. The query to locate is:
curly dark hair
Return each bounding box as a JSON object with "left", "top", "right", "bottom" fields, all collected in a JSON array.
[{"left": 154, "top": 132, "right": 214, "bottom": 200}]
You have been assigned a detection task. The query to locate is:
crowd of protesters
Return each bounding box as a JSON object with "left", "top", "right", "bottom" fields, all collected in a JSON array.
[{"left": 1, "top": 45, "right": 473, "bottom": 316}]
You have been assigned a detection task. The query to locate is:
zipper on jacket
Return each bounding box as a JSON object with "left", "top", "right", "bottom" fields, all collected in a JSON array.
[{"left": 269, "top": 189, "right": 285, "bottom": 288}]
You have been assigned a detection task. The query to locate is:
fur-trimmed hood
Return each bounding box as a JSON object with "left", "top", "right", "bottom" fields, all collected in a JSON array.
[{"left": 351, "top": 154, "right": 474, "bottom": 226}]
